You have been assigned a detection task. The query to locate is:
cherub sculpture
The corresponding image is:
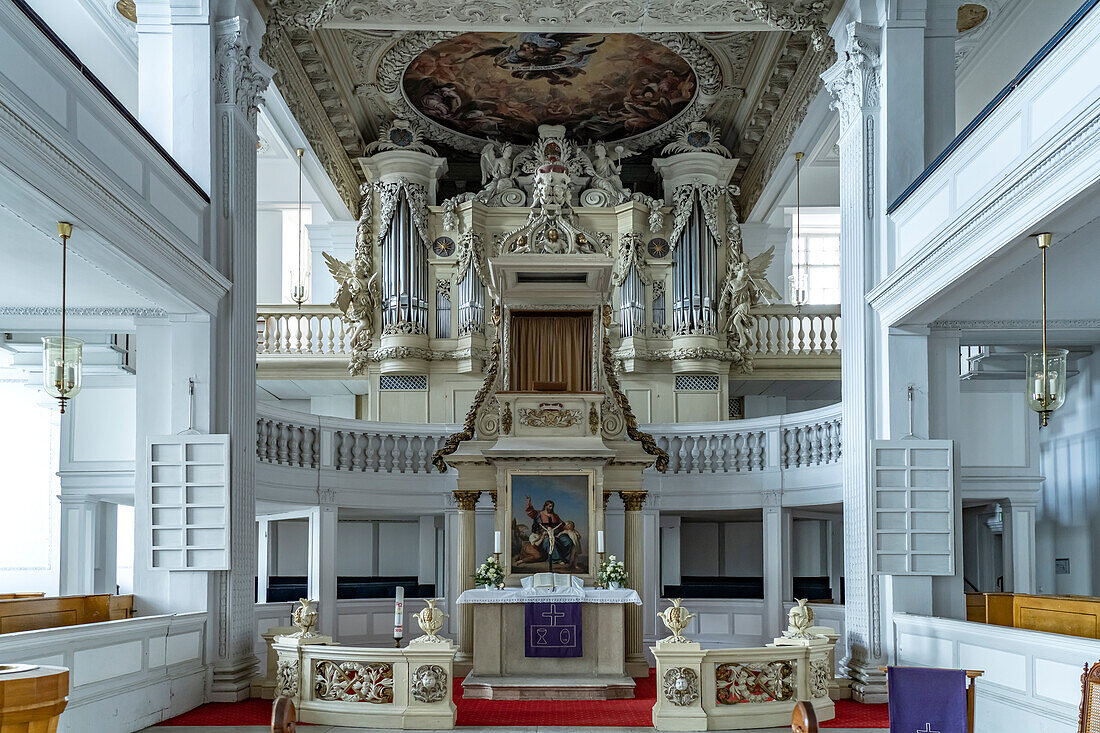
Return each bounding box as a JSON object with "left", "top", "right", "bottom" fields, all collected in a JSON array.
[
  {"left": 721, "top": 245, "right": 783, "bottom": 350},
  {"left": 323, "top": 251, "right": 379, "bottom": 355},
  {"left": 478, "top": 142, "right": 523, "bottom": 205}
]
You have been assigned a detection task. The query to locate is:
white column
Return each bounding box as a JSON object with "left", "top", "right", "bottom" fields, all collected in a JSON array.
[
  {"left": 58, "top": 495, "right": 98, "bottom": 595},
  {"left": 621, "top": 490, "right": 648, "bottom": 676},
  {"left": 1003, "top": 500, "right": 1038, "bottom": 594},
  {"left": 309, "top": 504, "right": 339, "bottom": 637},
  {"left": 823, "top": 21, "right": 886, "bottom": 701},
  {"left": 207, "top": 6, "right": 272, "bottom": 699},
  {"left": 418, "top": 515, "right": 437, "bottom": 588},
  {"left": 257, "top": 517, "right": 271, "bottom": 604},
  {"left": 453, "top": 490, "right": 481, "bottom": 668},
  {"left": 95, "top": 502, "right": 118, "bottom": 594},
  {"left": 763, "top": 492, "right": 792, "bottom": 641},
  {"left": 828, "top": 516, "right": 844, "bottom": 604}
]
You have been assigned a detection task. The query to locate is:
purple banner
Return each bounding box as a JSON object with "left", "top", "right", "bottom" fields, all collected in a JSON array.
[
  {"left": 524, "top": 602, "right": 582, "bottom": 657},
  {"left": 888, "top": 666, "right": 967, "bottom": 733}
]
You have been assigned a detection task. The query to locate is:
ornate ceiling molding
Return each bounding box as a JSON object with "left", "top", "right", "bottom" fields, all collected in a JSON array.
[
  {"left": 736, "top": 34, "right": 833, "bottom": 216},
  {"left": 268, "top": 0, "right": 829, "bottom": 45},
  {"left": 262, "top": 31, "right": 363, "bottom": 214}
]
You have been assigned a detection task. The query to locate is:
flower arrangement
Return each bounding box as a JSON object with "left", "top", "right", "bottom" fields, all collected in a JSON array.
[
  {"left": 598, "top": 554, "right": 629, "bottom": 589},
  {"left": 473, "top": 555, "right": 505, "bottom": 589}
]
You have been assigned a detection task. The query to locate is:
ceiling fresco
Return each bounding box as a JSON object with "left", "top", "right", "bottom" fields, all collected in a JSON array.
[{"left": 401, "top": 32, "right": 698, "bottom": 144}]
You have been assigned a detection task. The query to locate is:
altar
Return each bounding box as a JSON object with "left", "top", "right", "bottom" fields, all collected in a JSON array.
[{"left": 457, "top": 587, "right": 642, "bottom": 700}]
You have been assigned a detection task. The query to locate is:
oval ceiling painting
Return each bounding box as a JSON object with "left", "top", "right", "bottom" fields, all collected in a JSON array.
[{"left": 402, "top": 33, "right": 698, "bottom": 144}]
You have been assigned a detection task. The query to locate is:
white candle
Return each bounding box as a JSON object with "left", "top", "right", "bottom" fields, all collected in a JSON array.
[
  {"left": 394, "top": 586, "right": 404, "bottom": 635},
  {"left": 597, "top": 530, "right": 605, "bottom": 554},
  {"left": 494, "top": 530, "right": 502, "bottom": 554}
]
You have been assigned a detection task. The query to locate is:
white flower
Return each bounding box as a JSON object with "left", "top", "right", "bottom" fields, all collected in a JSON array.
[{"left": 608, "top": 555, "right": 616, "bottom": 561}]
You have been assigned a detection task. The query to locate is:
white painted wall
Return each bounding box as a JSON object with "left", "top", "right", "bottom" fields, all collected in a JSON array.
[
  {"left": 1037, "top": 347, "right": 1100, "bottom": 596},
  {"left": 956, "top": 0, "right": 1081, "bottom": 131},
  {"left": 270, "top": 518, "right": 425, "bottom": 578},
  {"left": 0, "top": 383, "right": 60, "bottom": 594},
  {"left": 24, "top": 0, "right": 138, "bottom": 115},
  {"left": 256, "top": 209, "right": 283, "bottom": 304},
  {"left": 679, "top": 519, "right": 764, "bottom": 576}
]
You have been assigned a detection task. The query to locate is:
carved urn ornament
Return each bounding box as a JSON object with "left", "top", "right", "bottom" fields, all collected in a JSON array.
[
  {"left": 413, "top": 598, "right": 448, "bottom": 642},
  {"left": 657, "top": 598, "right": 696, "bottom": 643},
  {"left": 783, "top": 598, "right": 815, "bottom": 639},
  {"left": 290, "top": 598, "right": 320, "bottom": 638}
]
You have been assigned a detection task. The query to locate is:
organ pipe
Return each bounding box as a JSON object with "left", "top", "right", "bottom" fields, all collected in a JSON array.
[
  {"left": 672, "top": 192, "right": 718, "bottom": 335},
  {"left": 381, "top": 189, "right": 428, "bottom": 333}
]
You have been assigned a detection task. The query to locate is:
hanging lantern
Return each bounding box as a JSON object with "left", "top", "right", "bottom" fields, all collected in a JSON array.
[
  {"left": 1025, "top": 232, "right": 1067, "bottom": 428},
  {"left": 42, "top": 222, "right": 83, "bottom": 413},
  {"left": 787, "top": 151, "right": 808, "bottom": 309},
  {"left": 289, "top": 147, "right": 308, "bottom": 309}
]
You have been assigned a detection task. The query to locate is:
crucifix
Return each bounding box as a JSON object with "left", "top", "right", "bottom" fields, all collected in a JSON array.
[{"left": 541, "top": 606, "right": 566, "bottom": 626}]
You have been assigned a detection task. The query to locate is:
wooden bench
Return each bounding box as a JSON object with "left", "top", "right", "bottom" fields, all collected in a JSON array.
[{"left": 0, "top": 594, "right": 133, "bottom": 634}]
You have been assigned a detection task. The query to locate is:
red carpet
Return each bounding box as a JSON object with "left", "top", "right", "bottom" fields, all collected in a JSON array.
[
  {"left": 158, "top": 672, "right": 890, "bottom": 728},
  {"left": 453, "top": 670, "right": 656, "bottom": 727},
  {"left": 821, "top": 699, "right": 890, "bottom": 728}
]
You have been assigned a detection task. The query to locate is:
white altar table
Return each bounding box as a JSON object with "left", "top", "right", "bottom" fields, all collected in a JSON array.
[{"left": 457, "top": 588, "right": 642, "bottom": 700}]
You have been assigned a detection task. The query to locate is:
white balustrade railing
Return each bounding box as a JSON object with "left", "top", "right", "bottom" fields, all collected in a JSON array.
[
  {"left": 643, "top": 403, "right": 841, "bottom": 474},
  {"left": 257, "top": 404, "right": 840, "bottom": 476},
  {"left": 256, "top": 404, "right": 458, "bottom": 474},
  {"left": 256, "top": 305, "right": 352, "bottom": 356},
  {"left": 746, "top": 305, "right": 841, "bottom": 357}
]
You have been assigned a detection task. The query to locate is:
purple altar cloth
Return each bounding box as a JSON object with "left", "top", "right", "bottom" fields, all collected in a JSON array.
[{"left": 524, "top": 602, "right": 582, "bottom": 658}]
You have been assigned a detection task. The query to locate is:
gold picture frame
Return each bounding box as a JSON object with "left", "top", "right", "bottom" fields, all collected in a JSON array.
[{"left": 503, "top": 469, "right": 597, "bottom": 584}]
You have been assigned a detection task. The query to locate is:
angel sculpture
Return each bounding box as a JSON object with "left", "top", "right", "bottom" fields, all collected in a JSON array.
[
  {"left": 721, "top": 245, "right": 783, "bottom": 350},
  {"left": 323, "top": 251, "right": 379, "bottom": 355},
  {"left": 587, "top": 143, "right": 633, "bottom": 204},
  {"left": 478, "top": 142, "right": 522, "bottom": 205}
]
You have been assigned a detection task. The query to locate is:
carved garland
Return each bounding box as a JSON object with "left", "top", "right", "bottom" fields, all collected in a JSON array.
[
  {"left": 433, "top": 308, "right": 502, "bottom": 472},
  {"left": 715, "top": 660, "right": 794, "bottom": 704},
  {"left": 314, "top": 660, "right": 394, "bottom": 703}
]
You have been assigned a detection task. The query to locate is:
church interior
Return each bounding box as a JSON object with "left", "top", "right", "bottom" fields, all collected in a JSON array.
[{"left": 0, "top": 0, "right": 1099, "bottom": 731}]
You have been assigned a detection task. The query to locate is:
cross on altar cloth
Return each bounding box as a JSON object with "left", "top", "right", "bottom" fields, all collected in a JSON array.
[{"left": 524, "top": 602, "right": 581, "bottom": 657}]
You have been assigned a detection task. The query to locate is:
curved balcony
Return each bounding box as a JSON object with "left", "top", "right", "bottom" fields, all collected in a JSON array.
[{"left": 254, "top": 402, "right": 842, "bottom": 511}]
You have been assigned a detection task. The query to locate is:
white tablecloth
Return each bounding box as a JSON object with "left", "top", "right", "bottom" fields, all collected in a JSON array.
[{"left": 456, "top": 587, "right": 642, "bottom": 605}]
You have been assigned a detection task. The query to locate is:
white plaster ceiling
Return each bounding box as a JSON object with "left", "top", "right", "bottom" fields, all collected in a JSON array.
[{"left": 0, "top": 203, "right": 158, "bottom": 311}]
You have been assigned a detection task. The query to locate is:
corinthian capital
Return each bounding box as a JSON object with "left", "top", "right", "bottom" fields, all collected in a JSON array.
[
  {"left": 214, "top": 18, "right": 275, "bottom": 124},
  {"left": 821, "top": 22, "right": 881, "bottom": 131}
]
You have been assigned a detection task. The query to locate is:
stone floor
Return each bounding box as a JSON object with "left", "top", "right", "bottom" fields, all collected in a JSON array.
[{"left": 146, "top": 721, "right": 888, "bottom": 726}]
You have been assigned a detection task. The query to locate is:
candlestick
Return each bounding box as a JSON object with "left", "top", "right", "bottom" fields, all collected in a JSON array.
[
  {"left": 393, "top": 586, "right": 404, "bottom": 647},
  {"left": 494, "top": 530, "right": 502, "bottom": 554},
  {"left": 597, "top": 530, "right": 605, "bottom": 554}
]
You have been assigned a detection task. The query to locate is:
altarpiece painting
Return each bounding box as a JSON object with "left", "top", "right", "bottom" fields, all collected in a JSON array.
[{"left": 506, "top": 472, "right": 593, "bottom": 577}]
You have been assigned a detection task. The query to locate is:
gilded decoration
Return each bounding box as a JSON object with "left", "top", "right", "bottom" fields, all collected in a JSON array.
[
  {"left": 663, "top": 667, "right": 700, "bottom": 706},
  {"left": 410, "top": 664, "right": 449, "bottom": 702},
  {"left": 518, "top": 404, "right": 583, "bottom": 428},
  {"left": 501, "top": 401, "right": 513, "bottom": 435},
  {"left": 453, "top": 490, "right": 481, "bottom": 511},
  {"left": 402, "top": 33, "right": 698, "bottom": 144},
  {"left": 620, "top": 490, "right": 648, "bottom": 511},
  {"left": 715, "top": 661, "right": 794, "bottom": 704},
  {"left": 588, "top": 403, "right": 599, "bottom": 435},
  {"left": 314, "top": 660, "right": 394, "bottom": 703}
]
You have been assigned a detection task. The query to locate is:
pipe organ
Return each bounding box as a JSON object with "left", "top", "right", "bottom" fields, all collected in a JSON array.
[
  {"left": 672, "top": 193, "right": 719, "bottom": 337},
  {"left": 381, "top": 189, "right": 429, "bottom": 335}
]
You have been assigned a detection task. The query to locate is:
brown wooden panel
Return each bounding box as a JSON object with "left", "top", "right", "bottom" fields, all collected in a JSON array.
[
  {"left": 985, "top": 593, "right": 1015, "bottom": 627},
  {"left": 0, "top": 610, "right": 79, "bottom": 633}
]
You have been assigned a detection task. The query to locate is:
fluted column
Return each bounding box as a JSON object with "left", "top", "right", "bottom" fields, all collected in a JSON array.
[
  {"left": 620, "top": 490, "right": 648, "bottom": 676},
  {"left": 453, "top": 490, "right": 481, "bottom": 667},
  {"left": 823, "top": 21, "right": 885, "bottom": 701},
  {"left": 208, "top": 11, "right": 273, "bottom": 700}
]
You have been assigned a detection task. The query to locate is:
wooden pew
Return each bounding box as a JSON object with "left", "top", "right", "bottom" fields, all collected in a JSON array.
[
  {"left": 0, "top": 594, "right": 134, "bottom": 634},
  {"left": 977, "top": 593, "right": 1100, "bottom": 639}
]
